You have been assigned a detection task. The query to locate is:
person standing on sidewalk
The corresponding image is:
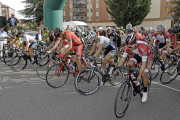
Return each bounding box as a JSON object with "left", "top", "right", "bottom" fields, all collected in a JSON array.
[
  {"left": 0, "top": 27, "right": 8, "bottom": 58},
  {"left": 7, "top": 14, "right": 19, "bottom": 31}
]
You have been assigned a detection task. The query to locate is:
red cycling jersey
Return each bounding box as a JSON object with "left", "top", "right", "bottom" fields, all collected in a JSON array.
[
  {"left": 170, "top": 34, "right": 178, "bottom": 48},
  {"left": 54, "top": 37, "right": 62, "bottom": 41},
  {"left": 141, "top": 30, "right": 148, "bottom": 38},
  {"left": 136, "top": 34, "right": 145, "bottom": 41},
  {"left": 63, "top": 30, "right": 82, "bottom": 45}
]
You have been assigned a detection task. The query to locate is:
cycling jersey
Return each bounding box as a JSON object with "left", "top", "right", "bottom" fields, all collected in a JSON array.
[
  {"left": 44, "top": 31, "right": 49, "bottom": 39},
  {"left": 147, "top": 33, "right": 153, "bottom": 42},
  {"left": 54, "top": 37, "right": 62, "bottom": 41},
  {"left": 141, "top": 30, "right": 148, "bottom": 38},
  {"left": 63, "top": 30, "right": 82, "bottom": 46},
  {"left": 153, "top": 31, "right": 170, "bottom": 49},
  {"left": 108, "top": 31, "right": 121, "bottom": 47},
  {"left": 22, "top": 35, "right": 34, "bottom": 42},
  {"left": 136, "top": 34, "right": 145, "bottom": 41},
  {"left": 123, "top": 41, "right": 152, "bottom": 72},
  {"left": 170, "top": 34, "right": 178, "bottom": 48}
]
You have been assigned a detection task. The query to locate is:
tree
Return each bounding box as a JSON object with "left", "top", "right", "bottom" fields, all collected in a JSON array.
[
  {"left": 104, "top": 0, "right": 151, "bottom": 27},
  {"left": 18, "top": 0, "right": 44, "bottom": 26},
  {"left": 170, "top": 0, "right": 180, "bottom": 24}
]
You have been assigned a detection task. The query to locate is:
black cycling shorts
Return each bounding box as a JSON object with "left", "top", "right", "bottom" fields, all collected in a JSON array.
[
  {"left": 130, "top": 54, "right": 142, "bottom": 64},
  {"left": 103, "top": 45, "right": 116, "bottom": 57}
]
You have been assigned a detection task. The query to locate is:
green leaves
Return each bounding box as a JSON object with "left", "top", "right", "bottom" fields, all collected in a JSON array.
[
  {"left": 170, "top": 0, "right": 180, "bottom": 23},
  {"left": 104, "top": 0, "right": 151, "bottom": 27},
  {"left": 18, "top": 0, "right": 43, "bottom": 26}
]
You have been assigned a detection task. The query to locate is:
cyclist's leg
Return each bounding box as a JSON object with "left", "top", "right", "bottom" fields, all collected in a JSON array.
[
  {"left": 161, "top": 50, "right": 168, "bottom": 68},
  {"left": 75, "top": 44, "right": 83, "bottom": 71},
  {"left": 129, "top": 54, "right": 141, "bottom": 69}
]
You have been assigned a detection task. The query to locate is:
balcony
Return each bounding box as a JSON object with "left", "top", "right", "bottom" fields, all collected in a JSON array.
[
  {"left": 73, "top": 3, "right": 86, "bottom": 8},
  {"left": 73, "top": 11, "right": 86, "bottom": 16}
]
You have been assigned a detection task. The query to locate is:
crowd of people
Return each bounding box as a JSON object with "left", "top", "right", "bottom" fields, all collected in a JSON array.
[{"left": 1, "top": 21, "right": 180, "bottom": 103}]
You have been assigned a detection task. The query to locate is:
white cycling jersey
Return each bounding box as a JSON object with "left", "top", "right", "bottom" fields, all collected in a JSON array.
[
  {"left": 22, "top": 35, "right": 35, "bottom": 42},
  {"left": 95, "top": 36, "right": 115, "bottom": 49}
]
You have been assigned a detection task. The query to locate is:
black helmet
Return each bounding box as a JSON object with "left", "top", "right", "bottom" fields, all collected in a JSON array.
[
  {"left": 18, "top": 30, "right": 24, "bottom": 35},
  {"left": 125, "top": 34, "right": 137, "bottom": 45},
  {"left": 43, "top": 27, "right": 48, "bottom": 31},
  {"left": 54, "top": 27, "right": 62, "bottom": 37},
  {"left": 49, "top": 30, "right": 54, "bottom": 41},
  {"left": 141, "top": 26, "right": 145, "bottom": 30}
]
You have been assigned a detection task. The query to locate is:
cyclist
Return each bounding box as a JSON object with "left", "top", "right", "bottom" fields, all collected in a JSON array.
[
  {"left": 97, "top": 27, "right": 106, "bottom": 36},
  {"left": 58, "top": 28, "right": 84, "bottom": 72},
  {"left": 141, "top": 26, "right": 148, "bottom": 38},
  {"left": 149, "top": 24, "right": 170, "bottom": 70},
  {"left": 115, "top": 34, "right": 152, "bottom": 102},
  {"left": 18, "top": 30, "right": 37, "bottom": 64},
  {"left": 106, "top": 27, "right": 121, "bottom": 61},
  {"left": 88, "top": 34, "right": 117, "bottom": 76},
  {"left": 146, "top": 27, "right": 153, "bottom": 43},
  {"left": 45, "top": 28, "right": 62, "bottom": 54}
]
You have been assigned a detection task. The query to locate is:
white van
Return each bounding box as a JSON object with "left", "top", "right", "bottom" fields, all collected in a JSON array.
[{"left": 63, "top": 21, "right": 90, "bottom": 32}]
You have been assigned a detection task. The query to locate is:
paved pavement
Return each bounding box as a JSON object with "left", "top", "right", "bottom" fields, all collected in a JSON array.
[{"left": 0, "top": 62, "right": 180, "bottom": 120}]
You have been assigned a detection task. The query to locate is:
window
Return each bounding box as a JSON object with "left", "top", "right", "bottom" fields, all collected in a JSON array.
[
  {"left": 96, "top": 8, "right": 99, "bottom": 12},
  {"left": 87, "top": 9, "right": 89, "bottom": 12},
  {"left": 87, "top": 17, "right": 89, "bottom": 20},
  {"left": 91, "top": 0, "right": 92, "bottom": 4},
  {"left": 1, "top": 8, "right": 6, "bottom": 11},
  {"left": 2, "top": 13, "right": 6, "bottom": 16},
  {"left": 96, "top": 0, "right": 99, "bottom": 3},
  {"left": 87, "top": 1, "right": 89, "bottom": 4},
  {"left": 91, "top": 17, "right": 93, "bottom": 20},
  {"left": 91, "top": 9, "right": 92, "bottom": 12},
  {"left": 96, "top": 16, "right": 99, "bottom": 20}
]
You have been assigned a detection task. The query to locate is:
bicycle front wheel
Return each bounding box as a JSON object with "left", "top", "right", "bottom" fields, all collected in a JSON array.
[
  {"left": 150, "top": 58, "right": 160, "bottom": 80},
  {"left": 114, "top": 81, "right": 132, "bottom": 118},
  {"left": 74, "top": 68, "right": 100, "bottom": 95},
  {"left": 46, "top": 63, "right": 69, "bottom": 88},
  {"left": 160, "top": 64, "right": 178, "bottom": 84},
  {"left": 10, "top": 55, "right": 27, "bottom": 72}
]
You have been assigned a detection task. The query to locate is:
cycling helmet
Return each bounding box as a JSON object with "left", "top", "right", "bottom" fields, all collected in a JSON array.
[
  {"left": 54, "top": 27, "right": 62, "bottom": 37},
  {"left": 49, "top": 30, "right": 54, "bottom": 40},
  {"left": 156, "top": 24, "right": 165, "bottom": 32},
  {"left": 125, "top": 34, "right": 137, "bottom": 45},
  {"left": 151, "top": 28, "right": 156, "bottom": 33},
  {"left": 43, "top": 27, "right": 48, "bottom": 31},
  {"left": 18, "top": 30, "right": 24, "bottom": 35},
  {"left": 141, "top": 26, "right": 145, "bottom": 30},
  {"left": 97, "top": 27, "right": 103, "bottom": 32},
  {"left": 168, "top": 28, "right": 175, "bottom": 33},
  {"left": 106, "top": 27, "right": 111, "bottom": 33},
  {"left": 147, "top": 27, "right": 152, "bottom": 32},
  {"left": 126, "top": 24, "right": 132, "bottom": 29},
  {"left": 11, "top": 30, "right": 17, "bottom": 35}
]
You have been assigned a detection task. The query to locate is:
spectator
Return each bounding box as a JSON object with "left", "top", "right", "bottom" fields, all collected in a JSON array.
[
  {"left": 0, "top": 27, "right": 8, "bottom": 57},
  {"left": 36, "top": 30, "right": 44, "bottom": 41},
  {"left": 7, "top": 14, "right": 19, "bottom": 31},
  {"left": 66, "top": 25, "right": 70, "bottom": 30}
]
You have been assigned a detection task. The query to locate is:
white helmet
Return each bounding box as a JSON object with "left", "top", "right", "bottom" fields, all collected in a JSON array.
[
  {"left": 106, "top": 27, "right": 111, "bottom": 33},
  {"left": 126, "top": 24, "right": 132, "bottom": 29},
  {"left": 156, "top": 24, "right": 165, "bottom": 32},
  {"left": 97, "top": 27, "right": 103, "bottom": 32},
  {"left": 151, "top": 28, "right": 156, "bottom": 33},
  {"left": 147, "top": 27, "right": 152, "bottom": 32}
]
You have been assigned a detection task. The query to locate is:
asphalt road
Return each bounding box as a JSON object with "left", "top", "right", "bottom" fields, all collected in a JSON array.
[{"left": 0, "top": 62, "right": 180, "bottom": 120}]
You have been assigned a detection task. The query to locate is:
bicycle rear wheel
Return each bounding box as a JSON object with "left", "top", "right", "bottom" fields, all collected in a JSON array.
[
  {"left": 10, "top": 55, "right": 27, "bottom": 72},
  {"left": 46, "top": 63, "right": 69, "bottom": 88},
  {"left": 150, "top": 58, "right": 160, "bottom": 80},
  {"left": 160, "top": 64, "right": 178, "bottom": 84},
  {"left": 109, "top": 69, "right": 125, "bottom": 86},
  {"left": 4, "top": 51, "right": 17, "bottom": 66},
  {"left": 74, "top": 68, "right": 100, "bottom": 95},
  {"left": 114, "top": 81, "right": 132, "bottom": 118}
]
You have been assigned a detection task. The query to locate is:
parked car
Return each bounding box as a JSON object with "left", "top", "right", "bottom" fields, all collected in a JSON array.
[{"left": 25, "top": 31, "right": 38, "bottom": 39}]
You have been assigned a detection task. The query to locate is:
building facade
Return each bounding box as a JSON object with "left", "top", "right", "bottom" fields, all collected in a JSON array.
[
  {"left": 63, "top": 0, "right": 172, "bottom": 30},
  {"left": 0, "top": 3, "right": 15, "bottom": 20},
  {"left": 0, "top": 2, "right": 2, "bottom": 16}
]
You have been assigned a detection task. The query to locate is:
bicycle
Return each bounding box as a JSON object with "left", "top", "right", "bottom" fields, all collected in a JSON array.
[
  {"left": 114, "top": 66, "right": 152, "bottom": 118},
  {"left": 45, "top": 55, "right": 88, "bottom": 88},
  {"left": 160, "top": 53, "right": 180, "bottom": 84},
  {"left": 74, "top": 59, "right": 122, "bottom": 96}
]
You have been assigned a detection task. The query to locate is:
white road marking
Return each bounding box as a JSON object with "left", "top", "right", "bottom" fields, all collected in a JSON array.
[{"left": 152, "top": 81, "right": 180, "bottom": 92}]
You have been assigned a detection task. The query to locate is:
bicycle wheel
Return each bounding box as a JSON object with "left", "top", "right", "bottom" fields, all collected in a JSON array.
[
  {"left": 150, "top": 58, "right": 160, "bottom": 80},
  {"left": 10, "top": 55, "right": 27, "bottom": 72},
  {"left": 37, "top": 52, "right": 50, "bottom": 66},
  {"left": 74, "top": 68, "right": 100, "bottom": 95},
  {"left": 4, "top": 51, "right": 17, "bottom": 66},
  {"left": 46, "top": 63, "right": 69, "bottom": 88},
  {"left": 36, "top": 59, "right": 56, "bottom": 80},
  {"left": 109, "top": 68, "right": 125, "bottom": 86},
  {"left": 160, "top": 64, "right": 178, "bottom": 84},
  {"left": 114, "top": 81, "right": 132, "bottom": 118}
]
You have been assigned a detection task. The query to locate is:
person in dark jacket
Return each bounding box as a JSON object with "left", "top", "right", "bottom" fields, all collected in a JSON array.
[
  {"left": 36, "top": 30, "right": 44, "bottom": 46},
  {"left": 7, "top": 14, "right": 19, "bottom": 31}
]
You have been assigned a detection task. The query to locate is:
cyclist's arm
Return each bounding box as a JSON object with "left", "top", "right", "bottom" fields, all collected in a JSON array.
[
  {"left": 44, "top": 41, "right": 55, "bottom": 51},
  {"left": 117, "top": 57, "right": 126, "bottom": 67},
  {"left": 171, "top": 43, "right": 180, "bottom": 53},
  {"left": 49, "top": 41, "right": 60, "bottom": 52},
  {"left": 149, "top": 38, "right": 155, "bottom": 46},
  {"left": 56, "top": 40, "right": 64, "bottom": 52},
  {"left": 93, "top": 43, "right": 103, "bottom": 58},
  {"left": 88, "top": 43, "right": 96, "bottom": 56}
]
